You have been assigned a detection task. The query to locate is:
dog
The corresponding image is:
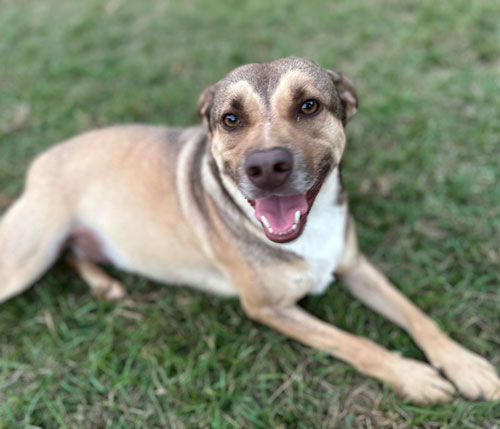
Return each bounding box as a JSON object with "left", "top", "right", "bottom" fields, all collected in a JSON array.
[{"left": 1, "top": 57, "right": 498, "bottom": 404}]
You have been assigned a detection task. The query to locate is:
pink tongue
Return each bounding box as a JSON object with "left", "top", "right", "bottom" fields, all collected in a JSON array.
[{"left": 255, "top": 194, "right": 308, "bottom": 232}]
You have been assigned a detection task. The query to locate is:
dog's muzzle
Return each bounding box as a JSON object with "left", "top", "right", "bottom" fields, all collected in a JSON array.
[{"left": 242, "top": 147, "right": 330, "bottom": 244}]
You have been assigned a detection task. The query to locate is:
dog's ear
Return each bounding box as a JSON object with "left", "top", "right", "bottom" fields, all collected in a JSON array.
[
  {"left": 327, "top": 70, "right": 358, "bottom": 123},
  {"left": 197, "top": 83, "right": 218, "bottom": 131}
]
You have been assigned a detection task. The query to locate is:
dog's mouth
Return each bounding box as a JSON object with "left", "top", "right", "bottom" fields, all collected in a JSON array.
[{"left": 247, "top": 165, "right": 330, "bottom": 243}]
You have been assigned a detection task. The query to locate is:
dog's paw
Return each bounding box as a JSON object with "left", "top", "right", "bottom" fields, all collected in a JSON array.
[
  {"left": 92, "top": 280, "right": 126, "bottom": 302},
  {"left": 430, "top": 340, "right": 500, "bottom": 401},
  {"left": 388, "top": 356, "right": 456, "bottom": 404}
]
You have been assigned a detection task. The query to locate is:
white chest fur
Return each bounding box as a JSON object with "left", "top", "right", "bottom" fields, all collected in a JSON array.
[{"left": 276, "top": 169, "right": 347, "bottom": 295}]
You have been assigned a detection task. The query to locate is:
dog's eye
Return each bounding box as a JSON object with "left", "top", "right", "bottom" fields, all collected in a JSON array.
[
  {"left": 222, "top": 113, "right": 240, "bottom": 129},
  {"left": 300, "top": 99, "right": 319, "bottom": 115}
]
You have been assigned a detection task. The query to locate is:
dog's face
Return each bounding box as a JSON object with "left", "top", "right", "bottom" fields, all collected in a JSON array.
[{"left": 198, "top": 57, "right": 358, "bottom": 243}]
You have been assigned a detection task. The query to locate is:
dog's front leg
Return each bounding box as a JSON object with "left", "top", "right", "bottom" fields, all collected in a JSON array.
[
  {"left": 336, "top": 253, "right": 500, "bottom": 401},
  {"left": 241, "top": 299, "right": 455, "bottom": 404}
]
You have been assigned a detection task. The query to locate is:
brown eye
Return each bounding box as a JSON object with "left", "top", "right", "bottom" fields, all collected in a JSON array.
[
  {"left": 223, "top": 113, "right": 240, "bottom": 129},
  {"left": 300, "top": 99, "right": 319, "bottom": 115}
]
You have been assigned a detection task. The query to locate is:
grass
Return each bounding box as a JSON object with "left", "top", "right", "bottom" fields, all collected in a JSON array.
[{"left": 1, "top": 0, "right": 499, "bottom": 427}]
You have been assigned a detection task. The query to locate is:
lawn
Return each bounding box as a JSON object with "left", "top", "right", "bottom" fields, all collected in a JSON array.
[{"left": 1, "top": 0, "right": 499, "bottom": 427}]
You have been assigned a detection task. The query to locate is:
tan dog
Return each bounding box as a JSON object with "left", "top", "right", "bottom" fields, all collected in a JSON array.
[{"left": 0, "top": 58, "right": 498, "bottom": 404}]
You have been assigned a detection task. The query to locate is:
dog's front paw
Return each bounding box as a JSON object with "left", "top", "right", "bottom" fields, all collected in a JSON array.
[
  {"left": 430, "top": 340, "right": 500, "bottom": 401},
  {"left": 388, "top": 356, "right": 456, "bottom": 404}
]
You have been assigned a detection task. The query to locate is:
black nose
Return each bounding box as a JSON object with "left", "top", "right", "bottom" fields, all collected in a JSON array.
[{"left": 244, "top": 147, "right": 294, "bottom": 190}]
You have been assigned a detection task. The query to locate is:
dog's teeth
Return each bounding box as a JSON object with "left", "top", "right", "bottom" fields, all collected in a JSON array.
[
  {"left": 294, "top": 210, "right": 301, "bottom": 223},
  {"left": 260, "top": 216, "right": 270, "bottom": 228},
  {"left": 266, "top": 224, "right": 301, "bottom": 236}
]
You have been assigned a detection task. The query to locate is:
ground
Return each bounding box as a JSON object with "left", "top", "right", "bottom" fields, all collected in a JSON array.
[{"left": 0, "top": 0, "right": 499, "bottom": 427}]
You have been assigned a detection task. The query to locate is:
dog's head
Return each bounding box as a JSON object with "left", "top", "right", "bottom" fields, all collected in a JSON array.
[{"left": 198, "top": 57, "right": 358, "bottom": 243}]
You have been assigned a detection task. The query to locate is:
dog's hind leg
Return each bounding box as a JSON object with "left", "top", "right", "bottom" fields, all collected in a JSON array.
[
  {"left": 0, "top": 194, "right": 71, "bottom": 303},
  {"left": 66, "top": 254, "right": 126, "bottom": 301}
]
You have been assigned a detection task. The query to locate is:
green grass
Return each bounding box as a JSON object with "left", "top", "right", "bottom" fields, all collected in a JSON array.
[{"left": 1, "top": 0, "right": 499, "bottom": 427}]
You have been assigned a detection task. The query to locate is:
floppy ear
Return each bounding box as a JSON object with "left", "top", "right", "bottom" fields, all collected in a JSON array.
[
  {"left": 327, "top": 70, "right": 358, "bottom": 123},
  {"left": 197, "top": 83, "right": 217, "bottom": 131}
]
